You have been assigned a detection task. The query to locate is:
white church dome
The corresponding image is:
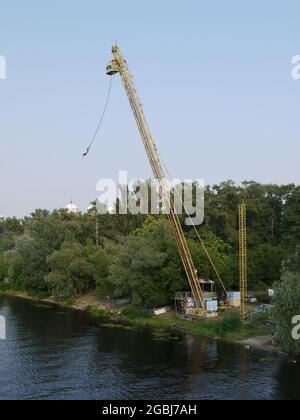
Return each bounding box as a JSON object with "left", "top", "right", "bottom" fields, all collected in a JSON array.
[{"left": 65, "top": 200, "right": 78, "bottom": 214}]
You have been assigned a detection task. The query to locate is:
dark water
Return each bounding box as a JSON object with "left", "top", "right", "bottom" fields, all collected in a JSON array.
[{"left": 0, "top": 296, "right": 300, "bottom": 400}]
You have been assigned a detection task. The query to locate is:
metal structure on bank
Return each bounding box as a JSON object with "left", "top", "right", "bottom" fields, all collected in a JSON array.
[
  {"left": 106, "top": 45, "right": 249, "bottom": 320},
  {"left": 239, "top": 203, "right": 248, "bottom": 319}
]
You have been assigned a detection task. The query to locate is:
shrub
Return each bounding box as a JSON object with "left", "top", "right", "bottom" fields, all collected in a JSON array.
[
  {"left": 217, "top": 314, "right": 242, "bottom": 337},
  {"left": 121, "top": 307, "right": 151, "bottom": 320},
  {"left": 273, "top": 272, "right": 300, "bottom": 355}
]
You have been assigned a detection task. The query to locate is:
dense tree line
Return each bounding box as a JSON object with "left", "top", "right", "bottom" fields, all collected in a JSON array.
[{"left": 0, "top": 181, "right": 299, "bottom": 307}]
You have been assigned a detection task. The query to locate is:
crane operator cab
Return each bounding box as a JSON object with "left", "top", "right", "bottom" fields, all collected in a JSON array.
[{"left": 106, "top": 60, "right": 119, "bottom": 76}]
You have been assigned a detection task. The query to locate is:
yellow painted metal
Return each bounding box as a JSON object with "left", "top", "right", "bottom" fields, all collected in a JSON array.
[
  {"left": 239, "top": 203, "right": 248, "bottom": 320},
  {"left": 107, "top": 45, "right": 205, "bottom": 314}
]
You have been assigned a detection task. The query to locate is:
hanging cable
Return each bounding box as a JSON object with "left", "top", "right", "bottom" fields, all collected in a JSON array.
[
  {"left": 82, "top": 77, "right": 113, "bottom": 158},
  {"left": 158, "top": 150, "right": 228, "bottom": 295}
]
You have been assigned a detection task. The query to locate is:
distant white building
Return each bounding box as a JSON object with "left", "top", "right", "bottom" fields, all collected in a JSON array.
[
  {"left": 65, "top": 200, "right": 78, "bottom": 214},
  {"left": 87, "top": 200, "right": 115, "bottom": 215}
]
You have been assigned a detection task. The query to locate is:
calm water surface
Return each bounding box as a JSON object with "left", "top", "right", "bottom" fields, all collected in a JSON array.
[{"left": 0, "top": 296, "right": 300, "bottom": 400}]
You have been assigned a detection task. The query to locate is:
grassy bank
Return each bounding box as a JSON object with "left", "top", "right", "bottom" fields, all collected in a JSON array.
[
  {"left": 0, "top": 289, "right": 274, "bottom": 347},
  {"left": 85, "top": 305, "right": 273, "bottom": 344}
]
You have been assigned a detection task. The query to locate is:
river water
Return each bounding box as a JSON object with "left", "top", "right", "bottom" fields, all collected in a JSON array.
[{"left": 0, "top": 296, "right": 299, "bottom": 400}]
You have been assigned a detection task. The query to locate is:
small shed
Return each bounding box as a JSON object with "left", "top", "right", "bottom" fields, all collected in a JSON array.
[{"left": 199, "top": 278, "right": 217, "bottom": 300}]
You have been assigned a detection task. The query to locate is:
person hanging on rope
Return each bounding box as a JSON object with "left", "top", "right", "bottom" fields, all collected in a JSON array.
[{"left": 82, "top": 77, "right": 113, "bottom": 158}]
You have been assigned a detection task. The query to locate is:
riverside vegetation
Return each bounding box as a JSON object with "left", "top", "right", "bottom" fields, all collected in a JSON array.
[{"left": 1, "top": 181, "right": 300, "bottom": 352}]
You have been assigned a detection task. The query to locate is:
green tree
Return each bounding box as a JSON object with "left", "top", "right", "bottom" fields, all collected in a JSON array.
[
  {"left": 0, "top": 255, "right": 8, "bottom": 281},
  {"left": 282, "top": 186, "right": 300, "bottom": 251},
  {"left": 91, "top": 247, "right": 112, "bottom": 298},
  {"left": 0, "top": 232, "right": 15, "bottom": 253},
  {"left": 188, "top": 231, "right": 237, "bottom": 291},
  {"left": 273, "top": 247, "right": 300, "bottom": 355},
  {"left": 249, "top": 244, "right": 284, "bottom": 288},
  {"left": 46, "top": 241, "right": 95, "bottom": 297},
  {"left": 4, "top": 235, "right": 50, "bottom": 292},
  {"left": 109, "top": 219, "right": 177, "bottom": 306}
]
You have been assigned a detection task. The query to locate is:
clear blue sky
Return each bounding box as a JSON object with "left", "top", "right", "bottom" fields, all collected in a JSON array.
[{"left": 0, "top": 0, "right": 299, "bottom": 217}]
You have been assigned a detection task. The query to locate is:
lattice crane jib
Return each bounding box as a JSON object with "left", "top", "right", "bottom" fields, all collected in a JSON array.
[
  {"left": 106, "top": 46, "right": 205, "bottom": 313},
  {"left": 239, "top": 203, "right": 248, "bottom": 320}
]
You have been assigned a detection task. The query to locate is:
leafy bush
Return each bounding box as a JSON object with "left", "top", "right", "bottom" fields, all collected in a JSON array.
[
  {"left": 63, "top": 297, "right": 75, "bottom": 306},
  {"left": 217, "top": 314, "right": 242, "bottom": 337},
  {"left": 27, "top": 289, "right": 50, "bottom": 299},
  {"left": 121, "top": 307, "right": 151, "bottom": 320},
  {"left": 273, "top": 272, "right": 300, "bottom": 355},
  {"left": 0, "top": 282, "right": 9, "bottom": 292},
  {"left": 86, "top": 306, "right": 111, "bottom": 323},
  {"left": 0, "top": 255, "right": 8, "bottom": 281}
]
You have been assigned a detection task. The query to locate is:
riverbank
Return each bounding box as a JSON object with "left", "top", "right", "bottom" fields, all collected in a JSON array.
[
  {"left": 0, "top": 290, "right": 281, "bottom": 353},
  {"left": 1, "top": 294, "right": 296, "bottom": 401}
]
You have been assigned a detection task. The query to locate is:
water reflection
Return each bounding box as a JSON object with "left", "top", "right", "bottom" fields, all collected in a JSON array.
[
  {"left": 273, "top": 358, "right": 300, "bottom": 400},
  {"left": 0, "top": 296, "right": 299, "bottom": 400}
]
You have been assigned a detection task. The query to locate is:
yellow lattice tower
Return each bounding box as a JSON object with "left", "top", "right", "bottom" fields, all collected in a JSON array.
[{"left": 239, "top": 203, "right": 248, "bottom": 320}]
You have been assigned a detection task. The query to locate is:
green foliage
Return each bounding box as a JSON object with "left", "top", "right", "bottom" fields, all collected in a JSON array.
[
  {"left": 0, "top": 255, "right": 8, "bottom": 281},
  {"left": 188, "top": 232, "right": 237, "bottom": 290},
  {"left": 63, "top": 297, "right": 76, "bottom": 306},
  {"left": 151, "top": 330, "right": 181, "bottom": 343},
  {"left": 283, "top": 245, "right": 300, "bottom": 273},
  {"left": 0, "top": 181, "right": 299, "bottom": 310},
  {"left": 85, "top": 306, "right": 111, "bottom": 323},
  {"left": 273, "top": 248, "right": 300, "bottom": 355},
  {"left": 27, "top": 289, "right": 50, "bottom": 299},
  {"left": 217, "top": 314, "right": 242, "bottom": 337},
  {"left": 121, "top": 307, "right": 151, "bottom": 319},
  {"left": 282, "top": 186, "right": 300, "bottom": 250},
  {"left": 92, "top": 246, "right": 114, "bottom": 298},
  {"left": 109, "top": 219, "right": 185, "bottom": 306},
  {"left": 249, "top": 244, "right": 284, "bottom": 287},
  {"left": 0, "top": 232, "right": 15, "bottom": 253},
  {"left": 46, "top": 241, "right": 95, "bottom": 298},
  {"left": 0, "top": 282, "right": 9, "bottom": 292}
]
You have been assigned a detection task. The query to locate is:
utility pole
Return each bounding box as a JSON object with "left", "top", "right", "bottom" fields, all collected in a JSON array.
[{"left": 94, "top": 204, "right": 99, "bottom": 247}]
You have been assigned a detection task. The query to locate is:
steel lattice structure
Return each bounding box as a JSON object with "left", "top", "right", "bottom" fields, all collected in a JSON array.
[
  {"left": 239, "top": 203, "right": 248, "bottom": 319},
  {"left": 106, "top": 46, "right": 205, "bottom": 314}
]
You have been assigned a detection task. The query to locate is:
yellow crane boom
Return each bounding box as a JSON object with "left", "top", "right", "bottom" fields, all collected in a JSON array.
[{"left": 106, "top": 45, "right": 205, "bottom": 313}]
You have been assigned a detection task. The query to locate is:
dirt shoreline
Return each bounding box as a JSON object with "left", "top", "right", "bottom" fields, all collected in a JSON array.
[
  {"left": 1, "top": 290, "right": 285, "bottom": 356},
  {"left": 236, "top": 336, "right": 285, "bottom": 355}
]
